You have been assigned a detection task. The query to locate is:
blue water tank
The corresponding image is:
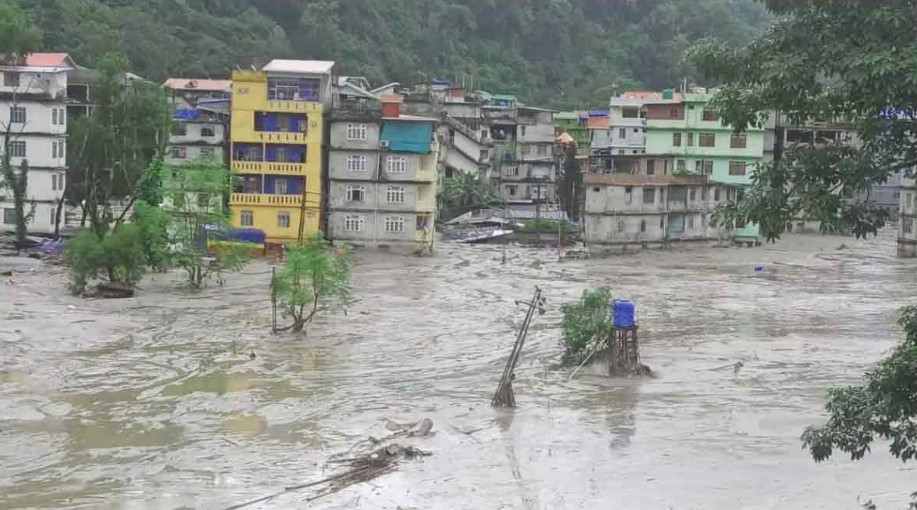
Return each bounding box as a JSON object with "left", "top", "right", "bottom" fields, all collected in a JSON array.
[{"left": 613, "top": 300, "right": 637, "bottom": 328}]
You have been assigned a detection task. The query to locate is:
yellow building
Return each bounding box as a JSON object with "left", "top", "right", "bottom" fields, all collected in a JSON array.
[{"left": 229, "top": 60, "right": 334, "bottom": 245}]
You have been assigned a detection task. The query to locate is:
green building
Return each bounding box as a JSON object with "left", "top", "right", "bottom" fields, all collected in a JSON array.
[{"left": 644, "top": 91, "right": 764, "bottom": 242}]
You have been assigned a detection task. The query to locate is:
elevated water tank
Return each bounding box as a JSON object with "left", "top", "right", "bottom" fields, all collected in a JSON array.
[{"left": 612, "top": 300, "right": 636, "bottom": 328}]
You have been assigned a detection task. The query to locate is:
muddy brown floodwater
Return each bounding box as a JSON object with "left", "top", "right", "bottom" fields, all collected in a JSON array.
[{"left": 2, "top": 231, "right": 917, "bottom": 509}]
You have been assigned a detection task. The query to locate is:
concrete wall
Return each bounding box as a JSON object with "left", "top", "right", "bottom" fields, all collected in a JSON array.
[
  {"left": 165, "top": 145, "right": 224, "bottom": 165},
  {"left": 6, "top": 134, "right": 67, "bottom": 170},
  {"left": 170, "top": 122, "right": 226, "bottom": 145},
  {"left": 0, "top": 102, "right": 67, "bottom": 135},
  {"left": 328, "top": 181, "right": 430, "bottom": 213},
  {"left": 328, "top": 121, "right": 381, "bottom": 150},
  {"left": 0, "top": 69, "right": 68, "bottom": 99},
  {"left": 328, "top": 150, "right": 380, "bottom": 180},
  {"left": 328, "top": 210, "right": 431, "bottom": 244},
  {"left": 0, "top": 200, "right": 59, "bottom": 234}
]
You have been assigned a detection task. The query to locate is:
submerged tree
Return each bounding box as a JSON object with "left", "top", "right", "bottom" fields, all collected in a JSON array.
[
  {"left": 688, "top": 0, "right": 917, "bottom": 242},
  {"left": 271, "top": 235, "right": 354, "bottom": 333},
  {"left": 162, "top": 156, "right": 248, "bottom": 288},
  {"left": 66, "top": 223, "right": 146, "bottom": 294},
  {"left": 439, "top": 171, "right": 498, "bottom": 221},
  {"left": 560, "top": 287, "right": 614, "bottom": 366}
]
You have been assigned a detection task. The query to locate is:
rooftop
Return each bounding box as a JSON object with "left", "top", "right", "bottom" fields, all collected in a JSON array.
[
  {"left": 163, "top": 78, "right": 232, "bottom": 92},
  {"left": 262, "top": 59, "right": 335, "bottom": 75},
  {"left": 26, "top": 53, "right": 74, "bottom": 68}
]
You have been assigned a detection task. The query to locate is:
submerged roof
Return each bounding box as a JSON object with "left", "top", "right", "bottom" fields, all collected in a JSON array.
[
  {"left": 163, "top": 78, "right": 232, "bottom": 92},
  {"left": 262, "top": 59, "right": 335, "bottom": 74}
]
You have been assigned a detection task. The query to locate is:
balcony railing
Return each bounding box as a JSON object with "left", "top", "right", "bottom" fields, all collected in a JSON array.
[
  {"left": 230, "top": 193, "right": 304, "bottom": 206},
  {"left": 265, "top": 100, "right": 323, "bottom": 113},
  {"left": 231, "top": 161, "right": 309, "bottom": 174},
  {"left": 252, "top": 131, "right": 308, "bottom": 143}
]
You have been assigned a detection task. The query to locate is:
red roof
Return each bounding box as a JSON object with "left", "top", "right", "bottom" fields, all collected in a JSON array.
[
  {"left": 24, "top": 53, "right": 72, "bottom": 68},
  {"left": 162, "top": 78, "right": 232, "bottom": 92},
  {"left": 380, "top": 94, "right": 404, "bottom": 104}
]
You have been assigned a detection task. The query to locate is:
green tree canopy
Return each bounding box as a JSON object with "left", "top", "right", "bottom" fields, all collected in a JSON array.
[{"left": 690, "top": 0, "right": 917, "bottom": 240}]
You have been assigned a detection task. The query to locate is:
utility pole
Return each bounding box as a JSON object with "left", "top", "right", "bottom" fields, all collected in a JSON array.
[
  {"left": 534, "top": 178, "right": 542, "bottom": 246},
  {"left": 492, "top": 287, "right": 547, "bottom": 407}
]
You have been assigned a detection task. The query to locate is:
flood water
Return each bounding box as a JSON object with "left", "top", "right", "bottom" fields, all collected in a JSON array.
[{"left": 2, "top": 231, "right": 917, "bottom": 509}]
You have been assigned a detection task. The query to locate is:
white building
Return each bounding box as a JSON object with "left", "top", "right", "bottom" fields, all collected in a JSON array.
[{"left": 0, "top": 53, "right": 73, "bottom": 235}]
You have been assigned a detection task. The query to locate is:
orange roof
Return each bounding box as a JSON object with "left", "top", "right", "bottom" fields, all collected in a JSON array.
[
  {"left": 25, "top": 53, "right": 72, "bottom": 67},
  {"left": 162, "top": 78, "right": 232, "bottom": 92}
]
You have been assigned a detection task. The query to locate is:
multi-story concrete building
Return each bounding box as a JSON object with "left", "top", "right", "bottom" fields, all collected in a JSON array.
[
  {"left": 899, "top": 172, "right": 916, "bottom": 257},
  {"left": 327, "top": 93, "right": 438, "bottom": 252},
  {"left": 163, "top": 78, "right": 231, "bottom": 166},
  {"left": 484, "top": 96, "right": 556, "bottom": 203},
  {"left": 644, "top": 90, "right": 764, "bottom": 243},
  {"left": 229, "top": 60, "right": 333, "bottom": 246},
  {"left": 0, "top": 53, "right": 72, "bottom": 236}
]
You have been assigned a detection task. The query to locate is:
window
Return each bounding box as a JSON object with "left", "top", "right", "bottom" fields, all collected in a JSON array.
[
  {"left": 9, "top": 140, "right": 25, "bottom": 158},
  {"left": 699, "top": 133, "right": 716, "bottom": 147},
  {"left": 201, "top": 126, "right": 215, "bottom": 138},
  {"left": 729, "top": 161, "right": 747, "bottom": 176},
  {"left": 506, "top": 185, "right": 518, "bottom": 197},
  {"left": 646, "top": 160, "right": 655, "bottom": 176},
  {"left": 677, "top": 160, "right": 686, "bottom": 173},
  {"left": 622, "top": 107, "right": 639, "bottom": 119},
  {"left": 197, "top": 193, "right": 210, "bottom": 208},
  {"left": 618, "top": 149, "right": 625, "bottom": 155},
  {"left": 58, "top": 108, "right": 65, "bottom": 126},
  {"left": 3, "top": 208, "right": 16, "bottom": 225},
  {"left": 593, "top": 187, "right": 600, "bottom": 193},
  {"left": 50, "top": 207, "right": 56, "bottom": 226},
  {"left": 702, "top": 108, "right": 719, "bottom": 121},
  {"left": 417, "top": 215, "right": 431, "bottom": 231},
  {"left": 52, "top": 140, "right": 59, "bottom": 159},
  {"left": 387, "top": 155, "right": 406, "bottom": 173},
  {"left": 240, "top": 210, "right": 253, "bottom": 227},
  {"left": 275, "top": 148, "right": 288, "bottom": 163},
  {"left": 480, "top": 149, "right": 489, "bottom": 161},
  {"left": 688, "top": 217, "right": 695, "bottom": 229},
  {"left": 669, "top": 108, "right": 680, "bottom": 119},
  {"left": 521, "top": 145, "right": 531, "bottom": 156},
  {"left": 200, "top": 147, "right": 214, "bottom": 157},
  {"left": 268, "top": 79, "right": 300, "bottom": 100},
  {"left": 643, "top": 188, "right": 655, "bottom": 204},
  {"left": 520, "top": 126, "right": 526, "bottom": 137},
  {"left": 505, "top": 166, "right": 519, "bottom": 177},
  {"left": 277, "top": 211, "right": 291, "bottom": 228},
  {"left": 905, "top": 220, "right": 914, "bottom": 234},
  {"left": 172, "top": 123, "right": 187, "bottom": 136},
  {"left": 672, "top": 133, "right": 682, "bottom": 147},
  {"left": 640, "top": 219, "right": 646, "bottom": 232},
  {"left": 714, "top": 187, "right": 721, "bottom": 202},
  {"left": 730, "top": 134, "right": 747, "bottom": 149},
  {"left": 10, "top": 106, "right": 25, "bottom": 124},
  {"left": 52, "top": 108, "right": 58, "bottom": 125},
  {"left": 346, "top": 185, "right": 366, "bottom": 202},
  {"left": 52, "top": 173, "right": 65, "bottom": 191},
  {"left": 275, "top": 179, "right": 288, "bottom": 194},
  {"left": 537, "top": 144, "right": 548, "bottom": 156},
  {"left": 386, "top": 186, "right": 405, "bottom": 203},
  {"left": 660, "top": 216, "right": 665, "bottom": 229},
  {"left": 171, "top": 146, "right": 187, "bottom": 159},
  {"left": 346, "top": 155, "right": 367, "bottom": 171},
  {"left": 617, "top": 219, "right": 625, "bottom": 232},
  {"left": 3, "top": 72, "right": 20, "bottom": 88},
  {"left": 687, "top": 132, "right": 695, "bottom": 147},
  {"left": 907, "top": 193, "right": 913, "bottom": 208},
  {"left": 346, "top": 123, "right": 367, "bottom": 140},
  {"left": 345, "top": 215, "right": 365, "bottom": 232},
  {"left": 625, "top": 186, "right": 633, "bottom": 204},
  {"left": 384, "top": 216, "right": 405, "bottom": 233},
  {"left": 703, "top": 160, "right": 714, "bottom": 175},
  {"left": 634, "top": 128, "right": 639, "bottom": 133},
  {"left": 619, "top": 128, "right": 626, "bottom": 139}
]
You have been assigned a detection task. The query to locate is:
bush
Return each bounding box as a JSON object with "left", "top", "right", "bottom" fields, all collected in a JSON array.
[
  {"left": 66, "top": 225, "right": 147, "bottom": 294},
  {"left": 560, "top": 287, "right": 614, "bottom": 366},
  {"left": 522, "top": 219, "right": 575, "bottom": 234}
]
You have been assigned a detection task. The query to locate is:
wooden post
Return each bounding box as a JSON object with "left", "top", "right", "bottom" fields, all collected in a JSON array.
[
  {"left": 270, "top": 266, "right": 277, "bottom": 334},
  {"left": 493, "top": 287, "right": 545, "bottom": 407}
]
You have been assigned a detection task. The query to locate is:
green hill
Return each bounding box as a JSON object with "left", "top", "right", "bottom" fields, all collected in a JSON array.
[{"left": 20, "top": 0, "right": 770, "bottom": 108}]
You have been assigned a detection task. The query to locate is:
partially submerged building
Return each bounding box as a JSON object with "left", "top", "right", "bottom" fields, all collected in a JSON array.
[
  {"left": 229, "top": 59, "right": 333, "bottom": 246},
  {"left": 327, "top": 91, "right": 438, "bottom": 253},
  {"left": 0, "top": 53, "right": 73, "bottom": 235},
  {"left": 163, "top": 78, "right": 231, "bottom": 166}
]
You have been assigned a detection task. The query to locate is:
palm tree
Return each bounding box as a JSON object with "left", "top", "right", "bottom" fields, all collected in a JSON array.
[{"left": 439, "top": 172, "right": 498, "bottom": 220}]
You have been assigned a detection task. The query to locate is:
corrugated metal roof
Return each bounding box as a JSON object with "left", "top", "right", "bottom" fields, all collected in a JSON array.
[
  {"left": 262, "top": 59, "right": 335, "bottom": 74},
  {"left": 163, "top": 78, "right": 232, "bottom": 92}
]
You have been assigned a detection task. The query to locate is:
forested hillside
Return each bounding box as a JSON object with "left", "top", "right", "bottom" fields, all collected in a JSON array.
[{"left": 19, "top": 0, "right": 770, "bottom": 107}]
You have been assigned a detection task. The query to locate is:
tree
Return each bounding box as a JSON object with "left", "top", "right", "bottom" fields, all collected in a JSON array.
[
  {"left": 558, "top": 144, "right": 582, "bottom": 221},
  {"left": 802, "top": 307, "right": 917, "bottom": 467},
  {"left": 161, "top": 156, "right": 248, "bottom": 288},
  {"left": 66, "top": 223, "right": 146, "bottom": 295},
  {"left": 271, "top": 235, "right": 354, "bottom": 333},
  {"left": 0, "top": 1, "right": 41, "bottom": 250},
  {"left": 65, "top": 54, "right": 171, "bottom": 235},
  {"left": 689, "top": 0, "right": 917, "bottom": 241},
  {"left": 439, "top": 171, "right": 498, "bottom": 221},
  {"left": 560, "top": 287, "right": 614, "bottom": 366}
]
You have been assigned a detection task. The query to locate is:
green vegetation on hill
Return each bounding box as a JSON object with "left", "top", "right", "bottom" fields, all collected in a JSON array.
[{"left": 18, "top": 0, "right": 769, "bottom": 108}]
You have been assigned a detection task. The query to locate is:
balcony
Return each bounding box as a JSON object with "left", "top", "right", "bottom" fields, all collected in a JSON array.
[
  {"left": 265, "top": 100, "right": 323, "bottom": 114},
  {"left": 231, "top": 161, "right": 309, "bottom": 175},
  {"left": 252, "top": 131, "right": 309, "bottom": 144},
  {"left": 230, "top": 193, "right": 304, "bottom": 207}
]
